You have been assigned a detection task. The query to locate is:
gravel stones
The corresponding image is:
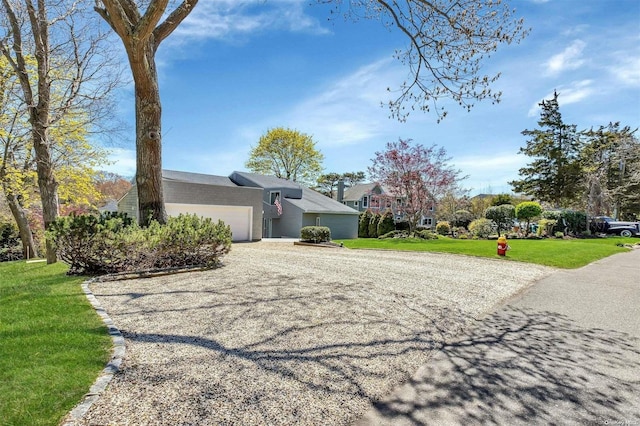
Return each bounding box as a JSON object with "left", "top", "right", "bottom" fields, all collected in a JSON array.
[{"left": 76, "top": 243, "right": 552, "bottom": 425}]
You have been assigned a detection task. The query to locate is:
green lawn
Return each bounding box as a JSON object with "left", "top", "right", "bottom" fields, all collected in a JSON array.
[
  {"left": 339, "top": 236, "right": 634, "bottom": 268},
  {"left": 0, "top": 261, "right": 111, "bottom": 426}
]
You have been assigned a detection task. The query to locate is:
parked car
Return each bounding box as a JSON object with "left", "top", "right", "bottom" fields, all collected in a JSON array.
[{"left": 589, "top": 216, "right": 640, "bottom": 237}]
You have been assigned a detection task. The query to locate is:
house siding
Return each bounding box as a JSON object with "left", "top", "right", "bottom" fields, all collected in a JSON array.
[
  {"left": 118, "top": 180, "right": 263, "bottom": 241},
  {"left": 302, "top": 213, "right": 358, "bottom": 239}
]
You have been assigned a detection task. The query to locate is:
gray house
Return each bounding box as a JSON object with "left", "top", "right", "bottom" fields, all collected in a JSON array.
[
  {"left": 230, "top": 171, "right": 359, "bottom": 239},
  {"left": 118, "top": 170, "right": 263, "bottom": 241}
]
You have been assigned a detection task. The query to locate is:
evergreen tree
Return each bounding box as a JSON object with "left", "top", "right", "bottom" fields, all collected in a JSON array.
[{"left": 510, "top": 91, "right": 583, "bottom": 208}]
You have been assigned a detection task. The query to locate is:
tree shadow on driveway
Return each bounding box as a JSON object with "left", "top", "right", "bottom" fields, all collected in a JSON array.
[{"left": 362, "top": 307, "right": 640, "bottom": 425}]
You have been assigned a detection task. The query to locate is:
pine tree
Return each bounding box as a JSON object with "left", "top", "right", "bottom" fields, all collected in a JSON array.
[{"left": 510, "top": 91, "right": 583, "bottom": 208}]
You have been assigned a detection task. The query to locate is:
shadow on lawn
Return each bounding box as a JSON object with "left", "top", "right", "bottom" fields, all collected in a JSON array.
[{"left": 365, "top": 307, "right": 640, "bottom": 425}]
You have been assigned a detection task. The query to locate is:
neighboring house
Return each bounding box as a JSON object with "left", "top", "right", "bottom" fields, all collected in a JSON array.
[
  {"left": 230, "top": 171, "right": 360, "bottom": 239},
  {"left": 118, "top": 170, "right": 263, "bottom": 242},
  {"left": 98, "top": 199, "right": 119, "bottom": 213},
  {"left": 340, "top": 182, "right": 436, "bottom": 228}
]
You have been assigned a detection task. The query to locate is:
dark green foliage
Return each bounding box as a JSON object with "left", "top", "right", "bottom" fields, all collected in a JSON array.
[
  {"left": 510, "top": 91, "right": 583, "bottom": 208},
  {"left": 452, "top": 209, "right": 473, "bottom": 228},
  {"left": 48, "top": 213, "right": 232, "bottom": 275},
  {"left": 491, "top": 194, "right": 513, "bottom": 206},
  {"left": 435, "top": 221, "right": 451, "bottom": 235},
  {"left": 515, "top": 201, "right": 543, "bottom": 235},
  {"left": 358, "top": 210, "right": 372, "bottom": 238},
  {"left": 368, "top": 212, "right": 381, "bottom": 238},
  {"left": 377, "top": 210, "right": 395, "bottom": 236},
  {"left": 395, "top": 220, "right": 410, "bottom": 231},
  {"left": 300, "top": 226, "right": 331, "bottom": 243},
  {"left": 544, "top": 210, "right": 587, "bottom": 236},
  {"left": 485, "top": 204, "right": 515, "bottom": 236},
  {"left": 0, "top": 220, "right": 22, "bottom": 262}
]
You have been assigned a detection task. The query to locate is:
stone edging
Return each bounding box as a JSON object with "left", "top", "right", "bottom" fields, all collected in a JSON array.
[{"left": 61, "top": 278, "right": 125, "bottom": 425}]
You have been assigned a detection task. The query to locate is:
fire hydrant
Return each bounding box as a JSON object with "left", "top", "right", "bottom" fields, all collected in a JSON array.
[{"left": 497, "top": 236, "right": 509, "bottom": 256}]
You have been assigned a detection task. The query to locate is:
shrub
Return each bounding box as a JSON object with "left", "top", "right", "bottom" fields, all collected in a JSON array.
[
  {"left": 485, "top": 204, "right": 515, "bottom": 236},
  {"left": 368, "top": 212, "right": 381, "bottom": 238},
  {"left": 379, "top": 230, "right": 409, "bottom": 239},
  {"left": 416, "top": 229, "right": 438, "bottom": 240},
  {"left": 452, "top": 210, "right": 473, "bottom": 228},
  {"left": 515, "top": 201, "right": 543, "bottom": 234},
  {"left": 377, "top": 210, "right": 395, "bottom": 236},
  {"left": 395, "top": 220, "right": 410, "bottom": 231},
  {"left": 0, "top": 220, "right": 22, "bottom": 262},
  {"left": 435, "top": 221, "right": 451, "bottom": 236},
  {"left": 48, "top": 212, "right": 232, "bottom": 275},
  {"left": 300, "top": 226, "right": 331, "bottom": 243},
  {"left": 358, "top": 210, "right": 372, "bottom": 238},
  {"left": 555, "top": 231, "right": 564, "bottom": 238},
  {"left": 468, "top": 218, "right": 494, "bottom": 238},
  {"left": 150, "top": 215, "right": 232, "bottom": 269},
  {"left": 458, "top": 234, "right": 469, "bottom": 239},
  {"left": 536, "top": 218, "right": 557, "bottom": 237}
]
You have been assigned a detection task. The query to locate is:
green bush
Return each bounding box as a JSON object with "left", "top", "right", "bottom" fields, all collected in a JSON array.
[
  {"left": 48, "top": 212, "right": 231, "bottom": 275},
  {"left": 536, "top": 218, "right": 557, "bottom": 237},
  {"left": 435, "top": 221, "right": 451, "bottom": 236},
  {"left": 300, "top": 226, "right": 331, "bottom": 243},
  {"left": 485, "top": 204, "right": 515, "bottom": 236},
  {"left": 377, "top": 210, "right": 395, "bottom": 236},
  {"left": 0, "top": 220, "right": 22, "bottom": 262},
  {"left": 416, "top": 229, "right": 438, "bottom": 240},
  {"left": 395, "top": 220, "right": 410, "bottom": 231},
  {"left": 358, "top": 210, "right": 372, "bottom": 238},
  {"left": 468, "top": 218, "right": 494, "bottom": 238},
  {"left": 369, "top": 212, "right": 381, "bottom": 238},
  {"left": 379, "top": 230, "right": 409, "bottom": 239}
]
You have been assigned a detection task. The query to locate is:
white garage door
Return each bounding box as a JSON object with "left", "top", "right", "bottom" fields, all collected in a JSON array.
[{"left": 165, "top": 203, "right": 252, "bottom": 242}]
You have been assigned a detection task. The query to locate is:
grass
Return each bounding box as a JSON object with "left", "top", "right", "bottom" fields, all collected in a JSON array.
[
  {"left": 0, "top": 261, "right": 112, "bottom": 426},
  {"left": 339, "top": 236, "right": 634, "bottom": 268}
]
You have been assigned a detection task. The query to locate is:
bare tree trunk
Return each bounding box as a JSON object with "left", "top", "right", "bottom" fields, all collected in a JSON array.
[
  {"left": 31, "top": 112, "right": 59, "bottom": 263},
  {"left": 130, "top": 41, "right": 166, "bottom": 226},
  {"left": 5, "top": 192, "right": 38, "bottom": 259}
]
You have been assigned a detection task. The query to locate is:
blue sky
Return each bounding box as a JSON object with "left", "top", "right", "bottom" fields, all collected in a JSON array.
[{"left": 105, "top": 0, "right": 640, "bottom": 195}]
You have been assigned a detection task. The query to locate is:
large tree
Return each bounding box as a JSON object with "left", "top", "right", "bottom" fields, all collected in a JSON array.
[
  {"left": 94, "top": 0, "right": 198, "bottom": 226},
  {"left": 369, "top": 138, "right": 462, "bottom": 234},
  {"left": 246, "top": 127, "right": 324, "bottom": 186},
  {"left": 1, "top": 1, "right": 121, "bottom": 262},
  {"left": 581, "top": 123, "right": 640, "bottom": 220},
  {"left": 94, "top": 1, "right": 527, "bottom": 224},
  {"left": 510, "top": 91, "right": 583, "bottom": 208},
  {"left": 316, "top": 171, "right": 366, "bottom": 198}
]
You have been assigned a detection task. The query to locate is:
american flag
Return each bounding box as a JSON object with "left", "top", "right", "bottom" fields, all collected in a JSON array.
[{"left": 275, "top": 195, "right": 283, "bottom": 215}]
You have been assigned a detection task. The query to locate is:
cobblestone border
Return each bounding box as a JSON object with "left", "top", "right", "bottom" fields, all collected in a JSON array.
[{"left": 61, "top": 278, "right": 126, "bottom": 426}]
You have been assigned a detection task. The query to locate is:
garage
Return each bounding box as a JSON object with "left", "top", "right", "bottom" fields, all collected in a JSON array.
[{"left": 165, "top": 203, "right": 253, "bottom": 242}]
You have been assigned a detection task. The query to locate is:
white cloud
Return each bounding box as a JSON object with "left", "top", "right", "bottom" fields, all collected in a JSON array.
[
  {"left": 609, "top": 56, "right": 640, "bottom": 87},
  {"left": 104, "top": 148, "right": 136, "bottom": 178},
  {"left": 527, "top": 80, "right": 594, "bottom": 117},
  {"left": 544, "top": 40, "right": 586, "bottom": 76},
  {"left": 171, "top": 1, "right": 330, "bottom": 44},
  {"left": 281, "top": 58, "right": 411, "bottom": 147},
  {"left": 455, "top": 152, "right": 529, "bottom": 194}
]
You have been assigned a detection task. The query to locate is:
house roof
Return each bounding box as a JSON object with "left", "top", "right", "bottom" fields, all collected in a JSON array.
[
  {"left": 163, "top": 169, "right": 238, "bottom": 187},
  {"left": 286, "top": 187, "right": 359, "bottom": 215},
  {"left": 231, "top": 171, "right": 302, "bottom": 190},
  {"left": 342, "top": 183, "right": 383, "bottom": 201}
]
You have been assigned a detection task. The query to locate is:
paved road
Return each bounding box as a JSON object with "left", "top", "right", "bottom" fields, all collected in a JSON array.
[{"left": 358, "top": 248, "right": 640, "bottom": 425}]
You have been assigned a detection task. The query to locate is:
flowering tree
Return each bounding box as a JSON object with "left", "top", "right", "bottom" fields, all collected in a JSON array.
[{"left": 369, "top": 139, "right": 463, "bottom": 234}]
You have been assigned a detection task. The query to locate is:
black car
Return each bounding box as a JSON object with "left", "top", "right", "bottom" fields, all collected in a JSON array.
[{"left": 590, "top": 216, "right": 640, "bottom": 237}]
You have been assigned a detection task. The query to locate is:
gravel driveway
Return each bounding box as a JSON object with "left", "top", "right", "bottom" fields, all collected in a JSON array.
[{"left": 78, "top": 242, "right": 552, "bottom": 425}]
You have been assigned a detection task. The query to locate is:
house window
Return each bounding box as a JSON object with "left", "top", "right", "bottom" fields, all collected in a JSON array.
[
  {"left": 429, "top": 205, "right": 434, "bottom": 212},
  {"left": 423, "top": 218, "right": 433, "bottom": 226},
  {"left": 396, "top": 198, "right": 402, "bottom": 206},
  {"left": 355, "top": 201, "right": 359, "bottom": 207},
  {"left": 316, "top": 217, "right": 321, "bottom": 226},
  {"left": 270, "top": 191, "right": 281, "bottom": 205},
  {"left": 362, "top": 196, "right": 368, "bottom": 208}
]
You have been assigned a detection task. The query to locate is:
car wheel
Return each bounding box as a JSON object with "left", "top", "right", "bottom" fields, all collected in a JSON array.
[{"left": 620, "top": 229, "right": 633, "bottom": 237}]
